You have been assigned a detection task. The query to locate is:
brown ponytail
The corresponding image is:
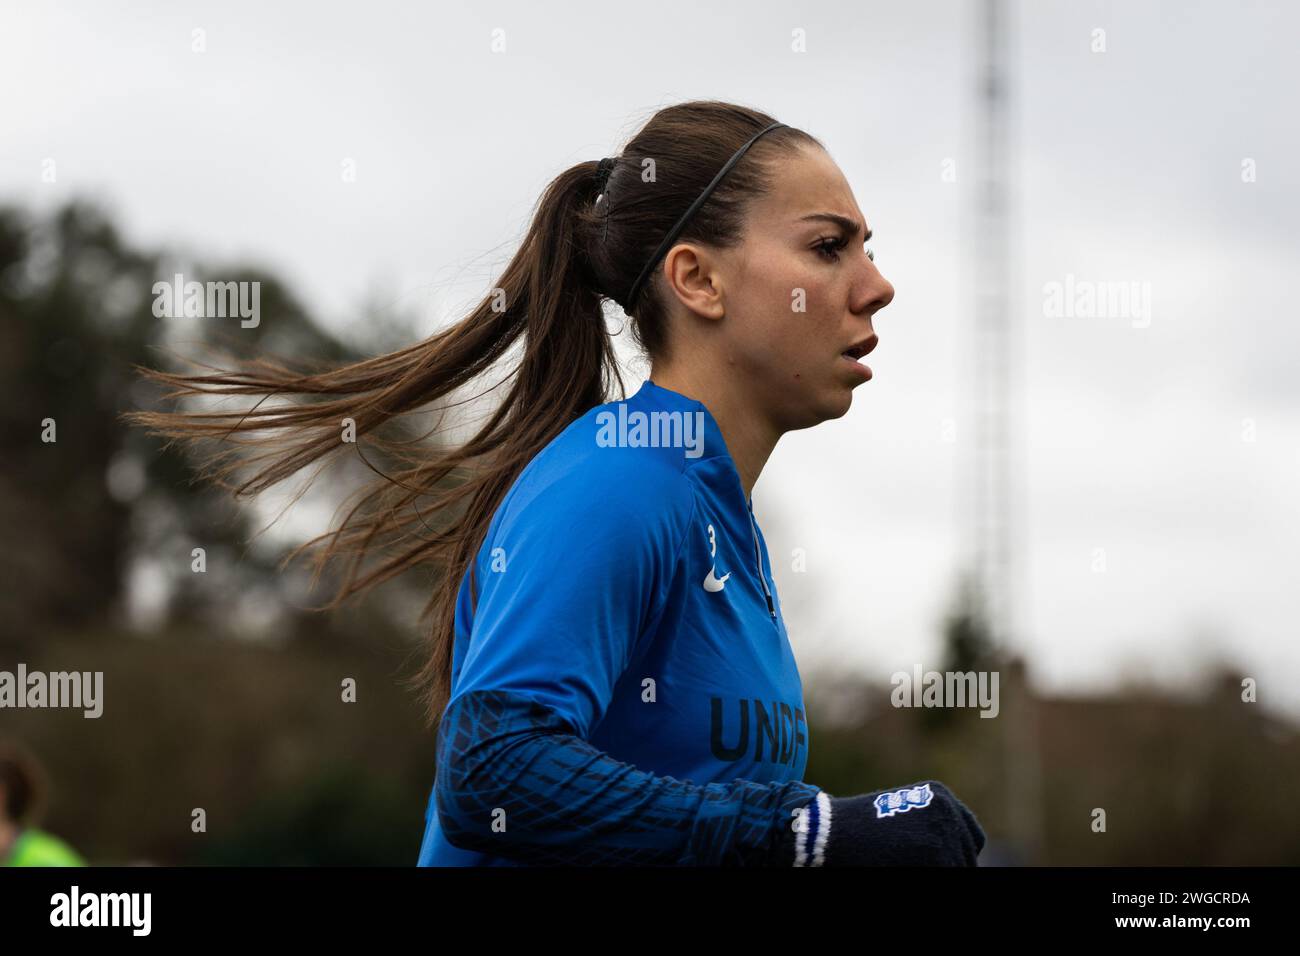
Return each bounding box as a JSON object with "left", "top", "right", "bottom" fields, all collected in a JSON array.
[{"left": 126, "top": 100, "right": 820, "bottom": 729}]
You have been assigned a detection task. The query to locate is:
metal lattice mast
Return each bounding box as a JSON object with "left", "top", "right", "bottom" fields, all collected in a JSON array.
[{"left": 971, "top": 0, "right": 1042, "bottom": 863}]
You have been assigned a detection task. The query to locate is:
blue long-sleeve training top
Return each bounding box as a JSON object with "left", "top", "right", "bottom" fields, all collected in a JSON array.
[{"left": 416, "top": 378, "right": 831, "bottom": 866}]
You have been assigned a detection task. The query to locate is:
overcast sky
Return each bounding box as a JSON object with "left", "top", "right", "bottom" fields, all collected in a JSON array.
[{"left": 4, "top": 0, "right": 1297, "bottom": 718}]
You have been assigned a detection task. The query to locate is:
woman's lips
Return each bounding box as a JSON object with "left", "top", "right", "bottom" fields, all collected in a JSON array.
[{"left": 840, "top": 352, "right": 872, "bottom": 379}]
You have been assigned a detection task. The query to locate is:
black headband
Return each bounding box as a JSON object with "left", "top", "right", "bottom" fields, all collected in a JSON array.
[{"left": 620, "top": 121, "right": 788, "bottom": 311}]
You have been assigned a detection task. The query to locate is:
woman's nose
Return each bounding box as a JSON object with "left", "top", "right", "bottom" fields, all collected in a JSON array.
[
  {"left": 861, "top": 267, "right": 894, "bottom": 314},
  {"left": 875, "top": 274, "right": 895, "bottom": 310}
]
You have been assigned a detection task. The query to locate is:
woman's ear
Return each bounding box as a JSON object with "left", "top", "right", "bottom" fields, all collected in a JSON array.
[{"left": 663, "top": 244, "right": 726, "bottom": 321}]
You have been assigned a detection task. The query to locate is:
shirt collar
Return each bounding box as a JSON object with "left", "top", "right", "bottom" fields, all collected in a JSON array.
[{"left": 630, "top": 378, "right": 751, "bottom": 508}]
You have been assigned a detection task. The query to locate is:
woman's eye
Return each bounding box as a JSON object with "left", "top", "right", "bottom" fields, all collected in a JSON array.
[
  {"left": 815, "top": 237, "right": 846, "bottom": 261},
  {"left": 815, "top": 237, "right": 873, "bottom": 263}
]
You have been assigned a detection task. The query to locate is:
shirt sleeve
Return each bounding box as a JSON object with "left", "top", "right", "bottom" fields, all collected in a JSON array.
[
  {"left": 434, "top": 458, "right": 825, "bottom": 865},
  {"left": 435, "top": 688, "right": 824, "bottom": 865}
]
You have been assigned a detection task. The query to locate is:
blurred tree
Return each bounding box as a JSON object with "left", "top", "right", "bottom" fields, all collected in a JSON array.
[
  {"left": 941, "top": 569, "right": 998, "bottom": 675},
  {"left": 0, "top": 200, "right": 384, "bottom": 639},
  {"left": 0, "top": 202, "right": 158, "bottom": 634},
  {"left": 917, "top": 570, "right": 1001, "bottom": 734}
]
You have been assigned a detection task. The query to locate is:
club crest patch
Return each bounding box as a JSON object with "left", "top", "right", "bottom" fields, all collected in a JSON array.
[{"left": 874, "top": 783, "right": 934, "bottom": 819}]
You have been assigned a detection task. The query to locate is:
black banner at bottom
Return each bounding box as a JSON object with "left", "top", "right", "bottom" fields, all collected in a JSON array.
[{"left": 0, "top": 866, "right": 1290, "bottom": 940}]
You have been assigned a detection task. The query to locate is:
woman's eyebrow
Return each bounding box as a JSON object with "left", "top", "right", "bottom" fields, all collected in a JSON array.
[{"left": 797, "top": 212, "right": 872, "bottom": 241}]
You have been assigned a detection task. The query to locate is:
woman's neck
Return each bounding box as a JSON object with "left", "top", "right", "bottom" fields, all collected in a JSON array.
[{"left": 648, "top": 365, "right": 779, "bottom": 502}]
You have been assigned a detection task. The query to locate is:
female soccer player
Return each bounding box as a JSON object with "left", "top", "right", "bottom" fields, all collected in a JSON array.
[{"left": 132, "top": 100, "right": 986, "bottom": 866}]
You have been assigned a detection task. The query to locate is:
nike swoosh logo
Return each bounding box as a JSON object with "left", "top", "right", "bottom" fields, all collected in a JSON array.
[{"left": 703, "top": 566, "right": 731, "bottom": 592}]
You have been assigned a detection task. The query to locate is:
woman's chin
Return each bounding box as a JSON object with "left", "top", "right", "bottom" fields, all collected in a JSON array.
[{"left": 820, "top": 385, "right": 854, "bottom": 422}]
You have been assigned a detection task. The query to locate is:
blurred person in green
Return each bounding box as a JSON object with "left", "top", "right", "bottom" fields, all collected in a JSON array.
[{"left": 0, "top": 740, "right": 85, "bottom": 866}]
